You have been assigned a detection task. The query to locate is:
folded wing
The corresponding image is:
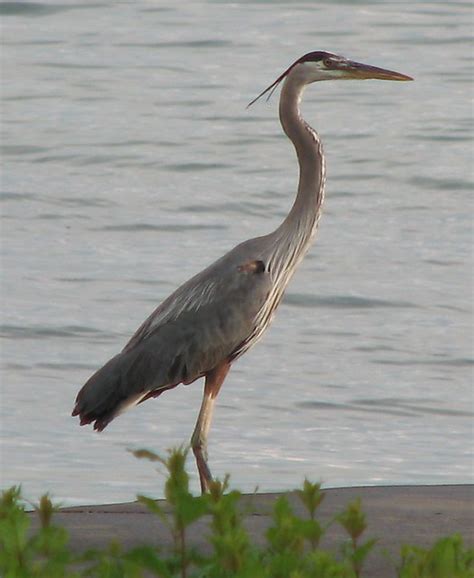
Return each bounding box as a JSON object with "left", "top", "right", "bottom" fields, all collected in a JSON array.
[{"left": 72, "top": 258, "right": 271, "bottom": 431}]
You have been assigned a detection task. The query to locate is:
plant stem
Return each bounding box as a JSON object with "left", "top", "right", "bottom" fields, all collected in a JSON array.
[{"left": 180, "top": 524, "right": 186, "bottom": 578}]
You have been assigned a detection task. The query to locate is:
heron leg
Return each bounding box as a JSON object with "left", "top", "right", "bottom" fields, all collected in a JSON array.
[{"left": 191, "top": 362, "right": 230, "bottom": 493}]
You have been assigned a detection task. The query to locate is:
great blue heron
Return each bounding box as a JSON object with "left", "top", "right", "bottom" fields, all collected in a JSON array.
[{"left": 72, "top": 51, "right": 412, "bottom": 492}]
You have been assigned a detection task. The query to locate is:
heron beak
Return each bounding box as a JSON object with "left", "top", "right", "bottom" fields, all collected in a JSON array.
[{"left": 343, "top": 60, "right": 413, "bottom": 81}]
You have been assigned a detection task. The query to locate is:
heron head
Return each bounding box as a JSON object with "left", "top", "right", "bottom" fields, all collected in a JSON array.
[
  {"left": 294, "top": 51, "right": 413, "bottom": 83},
  {"left": 248, "top": 51, "right": 413, "bottom": 107}
]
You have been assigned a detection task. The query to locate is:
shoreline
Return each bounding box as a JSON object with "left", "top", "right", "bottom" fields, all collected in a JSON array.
[{"left": 28, "top": 484, "right": 473, "bottom": 577}]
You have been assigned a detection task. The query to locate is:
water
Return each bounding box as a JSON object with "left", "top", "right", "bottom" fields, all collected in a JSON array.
[{"left": 1, "top": 1, "right": 472, "bottom": 506}]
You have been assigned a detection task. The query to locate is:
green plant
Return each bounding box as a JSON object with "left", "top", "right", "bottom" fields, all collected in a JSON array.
[
  {"left": 336, "top": 498, "right": 376, "bottom": 577},
  {"left": 397, "top": 534, "right": 474, "bottom": 578},
  {"left": 0, "top": 486, "right": 77, "bottom": 578},
  {"left": 1, "top": 448, "right": 472, "bottom": 578}
]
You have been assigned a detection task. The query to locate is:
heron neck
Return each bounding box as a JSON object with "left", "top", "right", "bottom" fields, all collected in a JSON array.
[{"left": 274, "top": 74, "right": 326, "bottom": 254}]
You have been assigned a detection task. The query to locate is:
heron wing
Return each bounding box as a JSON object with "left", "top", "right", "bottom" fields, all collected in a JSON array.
[
  {"left": 124, "top": 257, "right": 271, "bottom": 382},
  {"left": 73, "top": 255, "right": 272, "bottom": 430}
]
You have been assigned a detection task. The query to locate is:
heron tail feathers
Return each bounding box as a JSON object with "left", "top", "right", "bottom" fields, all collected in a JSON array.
[
  {"left": 71, "top": 347, "right": 173, "bottom": 432},
  {"left": 71, "top": 353, "right": 141, "bottom": 431}
]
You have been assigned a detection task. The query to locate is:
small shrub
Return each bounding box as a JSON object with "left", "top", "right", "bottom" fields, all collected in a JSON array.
[{"left": 0, "top": 448, "right": 472, "bottom": 578}]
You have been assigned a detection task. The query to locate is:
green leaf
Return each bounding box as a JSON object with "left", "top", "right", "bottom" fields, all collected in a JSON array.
[
  {"left": 173, "top": 492, "right": 208, "bottom": 527},
  {"left": 295, "top": 479, "right": 325, "bottom": 519},
  {"left": 124, "top": 545, "right": 173, "bottom": 577},
  {"left": 352, "top": 538, "right": 377, "bottom": 569},
  {"left": 337, "top": 498, "right": 367, "bottom": 541},
  {"left": 128, "top": 448, "right": 165, "bottom": 464}
]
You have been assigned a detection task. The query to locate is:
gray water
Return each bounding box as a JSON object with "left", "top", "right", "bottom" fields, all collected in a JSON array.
[{"left": 1, "top": 1, "right": 473, "bottom": 506}]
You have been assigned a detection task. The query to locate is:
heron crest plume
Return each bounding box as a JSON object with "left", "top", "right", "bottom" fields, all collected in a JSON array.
[{"left": 248, "top": 50, "right": 413, "bottom": 107}]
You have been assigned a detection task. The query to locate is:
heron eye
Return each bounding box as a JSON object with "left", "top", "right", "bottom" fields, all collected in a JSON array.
[{"left": 323, "top": 58, "right": 335, "bottom": 68}]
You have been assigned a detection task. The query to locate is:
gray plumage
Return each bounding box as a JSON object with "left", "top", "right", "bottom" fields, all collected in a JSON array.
[
  {"left": 72, "top": 51, "right": 412, "bottom": 492},
  {"left": 76, "top": 246, "right": 272, "bottom": 430}
]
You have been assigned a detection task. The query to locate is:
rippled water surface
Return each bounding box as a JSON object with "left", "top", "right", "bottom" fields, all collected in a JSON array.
[{"left": 1, "top": 1, "right": 473, "bottom": 505}]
